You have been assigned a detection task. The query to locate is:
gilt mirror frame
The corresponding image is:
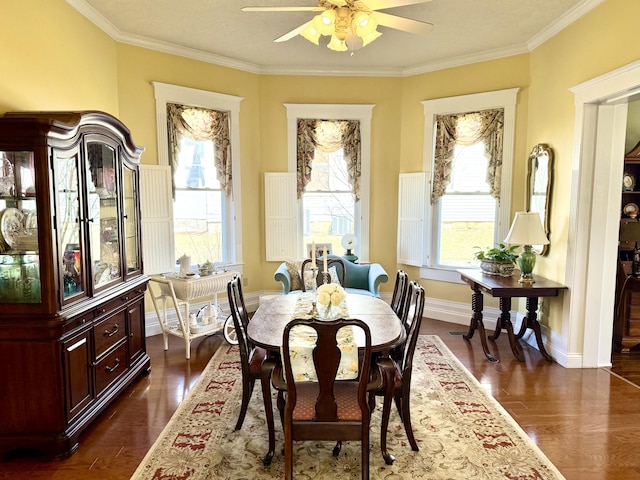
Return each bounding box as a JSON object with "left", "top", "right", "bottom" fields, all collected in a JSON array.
[{"left": 525, "top": 143, "right": 553, "bottom": 256}]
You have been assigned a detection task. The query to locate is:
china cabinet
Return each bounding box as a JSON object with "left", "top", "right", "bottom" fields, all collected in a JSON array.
[
  {"left": 619, "top": 141, "right": 640, "bottom": 274},
  {"left": 0, "top": 111, "right": 149, "bottom": 459}
]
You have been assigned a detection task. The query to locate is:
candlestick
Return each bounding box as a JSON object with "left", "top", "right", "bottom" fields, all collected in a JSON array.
[
  {"left": 311, "top": 241, "right": 316, "bottom": 268},
  {"left": 323, "top": 246, "right": 327, "bottom": 274}
]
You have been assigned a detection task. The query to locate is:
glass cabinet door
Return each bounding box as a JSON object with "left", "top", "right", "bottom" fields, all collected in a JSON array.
[
  {"left": 123, "top": 165, "right": 140, "bottom": 275},
  {"left": 0, "top": 150, "right": 40, "bottom": 303},
  {"left": 86, "top": 141, "right": 123, "bottom": 289},
  {"left": 54, "top": 148, "right": 85, "bottom": 300}
]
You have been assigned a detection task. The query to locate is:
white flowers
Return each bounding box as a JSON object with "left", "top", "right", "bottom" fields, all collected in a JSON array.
[{"left": 316, "top": 283, "right": 346, "bottom": 307}]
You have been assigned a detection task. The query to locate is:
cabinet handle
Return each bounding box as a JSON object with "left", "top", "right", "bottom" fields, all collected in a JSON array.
[
  {"left": 104, "top": 324, "right": 119, "bottom": 337},
  {"left": 87, "top": 217, "right": 94, "bottom": 223},
  {"left": 105, "top": 358, "right": 120, "bottom": 373},
  {"left": 121, "top": 295, "right": 129, "bottom": 302}
]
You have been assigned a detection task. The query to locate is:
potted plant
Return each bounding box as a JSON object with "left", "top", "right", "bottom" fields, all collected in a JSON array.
[{"left": 473, "top": 243, "right": 519, "bottom": 277}]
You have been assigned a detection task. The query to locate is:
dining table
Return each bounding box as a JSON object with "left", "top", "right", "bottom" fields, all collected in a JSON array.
[{"left": 247, "top": 292, "right": 405, "bottom": 466}]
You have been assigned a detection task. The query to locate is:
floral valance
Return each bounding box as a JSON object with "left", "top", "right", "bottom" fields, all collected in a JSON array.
[
  {"left": 431, "top": 109, "right": 504, "bottom": 204},
  {"left": 167, "top": 103, "right": 232, "bottom": 198},
  {"left": 296, "top": 119, "right": 361, "bottom": 201}
]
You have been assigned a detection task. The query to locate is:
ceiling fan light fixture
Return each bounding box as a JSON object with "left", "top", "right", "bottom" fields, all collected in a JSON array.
[
  {"left": 300, "top": 24, "right": 321, "bottom": 45},
  {"left": 327, "top": 34, "right": 348, "bottom": 51},
  {"left": 360, "top": 29, "right": 382, "bottom": 46},
  {"left": 313, "top": 9, "right": 336, "bottom": 35},
  {"left": 354, "top": 12, "right": 377, "bottom": 36}
]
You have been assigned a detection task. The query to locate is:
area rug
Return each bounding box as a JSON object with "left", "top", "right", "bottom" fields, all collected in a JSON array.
[{"left": 131, "top": 335, "right": 565, "bottom": 480}]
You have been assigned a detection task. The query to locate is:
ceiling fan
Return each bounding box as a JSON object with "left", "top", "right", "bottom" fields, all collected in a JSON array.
[{"left": 242, "top": 0, "right": 434, "bottom": 52}]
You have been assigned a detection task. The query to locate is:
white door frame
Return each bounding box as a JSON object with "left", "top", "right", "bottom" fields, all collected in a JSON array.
[{"left": 566, "top": 60, "right": 640, "bottom": 368}]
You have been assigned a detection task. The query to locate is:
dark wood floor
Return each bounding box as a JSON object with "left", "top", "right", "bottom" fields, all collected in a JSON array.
[{"left": 1, "top": 319, "right": 640, "bottom": 480}]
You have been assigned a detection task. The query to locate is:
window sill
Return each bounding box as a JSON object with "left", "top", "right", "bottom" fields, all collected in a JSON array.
[{"left": 419, "top": 266, "right": 473, "bottom": 284}]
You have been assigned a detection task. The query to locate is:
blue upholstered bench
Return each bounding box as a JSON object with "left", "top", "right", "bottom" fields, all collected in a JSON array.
[{"left": 274, "top": 254, "right": 388, "bottom": 297}]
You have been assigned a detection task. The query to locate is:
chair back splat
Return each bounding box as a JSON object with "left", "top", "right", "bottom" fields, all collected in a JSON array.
[
  {"left": 390, "top": 270, "right": 409, "bottom": 317},
  {"left": 273, "top": 317, "right": 379, "bottom": 480},
  {"left": 301, "top": 257, "right": 346, "bottom": 290}
]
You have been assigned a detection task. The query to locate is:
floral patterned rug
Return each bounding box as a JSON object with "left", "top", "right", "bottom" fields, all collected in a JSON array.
[{"left": 130, "top": 335, "right": 565, "bottom": 480}]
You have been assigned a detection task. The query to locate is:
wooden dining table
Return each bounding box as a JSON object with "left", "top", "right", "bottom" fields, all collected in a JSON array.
[{"left": 247, "top": 292, "right": 405, "bottom": 466}]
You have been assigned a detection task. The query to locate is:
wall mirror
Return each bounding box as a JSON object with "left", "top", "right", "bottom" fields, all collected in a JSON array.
[{"left": 526, "top": 143, "right": 553, "bottom": 255}]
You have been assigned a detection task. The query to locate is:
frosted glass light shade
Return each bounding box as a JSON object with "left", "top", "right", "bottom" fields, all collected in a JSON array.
[
  {"left": 300, "top": 24, "right": 321, "bottom": 45},
  {"left": 313, "top": 10, "right": 336, "bottom": 35},
  {"left": 361, "top": 29, "right": 382, "bottom": 46},
  {"left": 327, "top": 34, "right": 348, "bottom": 51}
]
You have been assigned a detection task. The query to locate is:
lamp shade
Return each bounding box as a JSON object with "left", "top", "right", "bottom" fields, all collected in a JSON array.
[{"left": 504, "top": 212, "right": 549, "bottom": 246}]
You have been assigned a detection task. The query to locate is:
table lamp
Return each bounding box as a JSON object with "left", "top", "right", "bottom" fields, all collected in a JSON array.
[
  {"left": 619, "top": 221, "right": 640, "bottom": 277},
  {"left": 504, "top": 212, "right": 550, "bottom": 283}
]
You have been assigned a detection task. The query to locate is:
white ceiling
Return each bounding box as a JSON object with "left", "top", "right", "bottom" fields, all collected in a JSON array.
[{"left": 68, "top": 0, "right": 601, "bottom": 76}]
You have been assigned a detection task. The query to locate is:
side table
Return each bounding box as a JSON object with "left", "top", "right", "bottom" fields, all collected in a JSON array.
[
  {"left": 458, "top": 269, "right": 567, "bottom": 363},
  {"left": 148, "top": 271, "right": 238, "bottom": 359}
]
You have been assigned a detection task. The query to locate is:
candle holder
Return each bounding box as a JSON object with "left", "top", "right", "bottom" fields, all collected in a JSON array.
[{"left": 309, "top": 267, "right": 319, "bottom": 317}]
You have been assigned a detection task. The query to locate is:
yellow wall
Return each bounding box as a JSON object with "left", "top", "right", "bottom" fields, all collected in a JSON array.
[
  {"left": 628, "top": 100, "right": 640, "bottom": 153},
  {"left": 0, "top": 0, "right": 119, "bottom": 114},
  {"left": 526, "top": 0, "right": 640, "bottom": 330},
  {"left": 2, "top": 0, "right": 640, "bottom": 339}
]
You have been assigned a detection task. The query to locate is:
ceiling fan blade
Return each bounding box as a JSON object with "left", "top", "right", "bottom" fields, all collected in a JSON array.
[
  {"left": 274, "top": 20, "right": 314, "bottom": 42},
  {"left": 241, "top": 6, "right": 322, "bottom": 12},
  {"left": 365, "top": 0, "right": 432, "bottom": 11},
  {"left": 372, "top": 11, "right": 433, "bottom": 35}
]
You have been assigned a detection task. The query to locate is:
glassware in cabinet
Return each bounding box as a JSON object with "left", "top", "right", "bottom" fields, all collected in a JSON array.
[{"left": 0, "top": 150, "right": 41, "bottom": 303}]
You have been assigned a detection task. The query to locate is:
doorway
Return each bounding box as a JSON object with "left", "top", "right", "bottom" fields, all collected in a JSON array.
[{"left": 567, "top": 60, "right": 640, "bottom": 368}]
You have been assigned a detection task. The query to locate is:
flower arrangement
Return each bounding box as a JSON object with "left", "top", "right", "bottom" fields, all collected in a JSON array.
[{"left": 316, "top": 282, "right": 346, "bottom": 307}]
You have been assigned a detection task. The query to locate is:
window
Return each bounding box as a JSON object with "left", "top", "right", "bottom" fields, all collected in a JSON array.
[
  {"left": 172, "top": 135, "right": 224, "bottom": 265},
  {"left": 144, "top": 82, "right": 242, "bottom": 274},
  {"left": 264, "top": 104, "right": 373, "bottom": 262},
  {"left": 432, "top": 113, "right": 502, "bottom": 267},
  {"left": 301, "top": 123, "right": 356, "bottom": 254},
  {"left": 415, "top": 88, "right": 519, "bottom": 283}
]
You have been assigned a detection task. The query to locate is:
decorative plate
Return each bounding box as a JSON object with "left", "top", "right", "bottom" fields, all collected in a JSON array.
[
  {"left": 624, "top": 202, "right": 639, "bottom": 218},
  {"left": 0, "top": 208, "right": 25, "bottom": 249},
  {"left": 624, "top": 172, "right": 635, "bottom": 191},
  {"left": 24, "top": 210, "right": 37, "bottom": 232}
]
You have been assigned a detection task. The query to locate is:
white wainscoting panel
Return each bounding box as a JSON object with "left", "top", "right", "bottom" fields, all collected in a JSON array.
[
  {"left": 265, "top": 172, "right": 297, "bottom": 261},
  {"left": 141, "top": 165, "right": 175, "bottom": 274}
]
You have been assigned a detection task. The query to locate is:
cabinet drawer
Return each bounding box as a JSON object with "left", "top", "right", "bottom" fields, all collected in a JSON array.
[
  {"left": 95, "top": 341, "right": 127, "bottom": 396},
  {"left": 95, "top": 297, "right": 126, "bottom": 317},
  {"left": 94, "top": 310, "right": 127, "bottom": 359},
  {"left": 65, "top": 310, "right": 95, "bottom": 333}
]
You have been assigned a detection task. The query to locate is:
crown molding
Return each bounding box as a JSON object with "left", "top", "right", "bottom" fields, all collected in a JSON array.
[{"left": 527, "top": 0, "right": 605, "bottom": 51}]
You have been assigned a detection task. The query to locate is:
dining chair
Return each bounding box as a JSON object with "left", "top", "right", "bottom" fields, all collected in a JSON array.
[
  {"left": 272, "top": 318, "right": 380, "bottom": 480},
  {"left": 300, "top": 257, "right": 346, "bottom": 290},
  {"left": 374, "top": 280, "right": 425, "bottom": 465},
  {"left": 227, "top": 276, "right": 276, "bottom": 463},
  {"left": 390, "top": 270, "right": 409, "bottom": 317}
]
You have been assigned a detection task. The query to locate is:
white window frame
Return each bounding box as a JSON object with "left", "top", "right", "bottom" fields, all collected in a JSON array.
[
  {"left": 420, "top": 88, "right": 519, "bottom": 283},
  {"left": 284, "top": 104, "right": 374, "bottom": 262},
  {"left": 151, "top": 81, "right": 243, "bottom": 272}
]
